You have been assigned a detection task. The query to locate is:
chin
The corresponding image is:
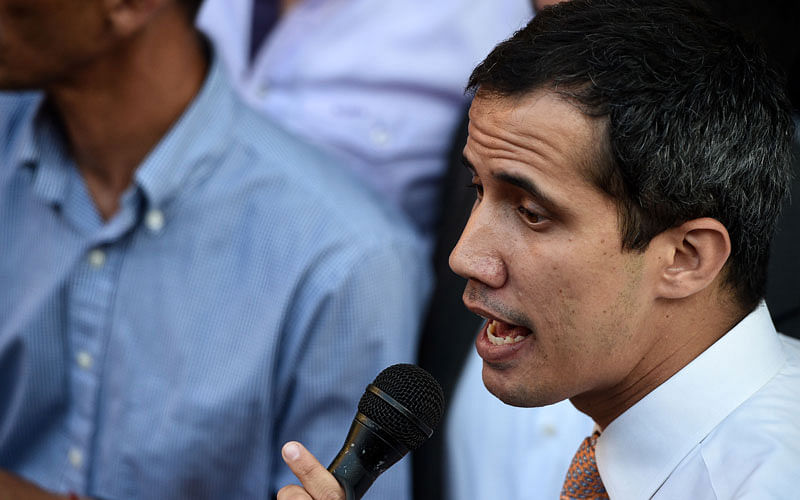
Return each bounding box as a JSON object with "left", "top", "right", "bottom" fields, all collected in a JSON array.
[{"left": 482, "top": 370, "right": 564, "bottom": 408}]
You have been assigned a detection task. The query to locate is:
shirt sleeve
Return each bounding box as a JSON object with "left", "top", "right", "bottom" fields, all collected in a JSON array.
[{"left": 270, "top": 237, "right": 431, "bottom": 500}]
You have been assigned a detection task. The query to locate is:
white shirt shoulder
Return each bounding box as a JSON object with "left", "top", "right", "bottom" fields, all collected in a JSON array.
[{"left": 656, "top": 334, "right": 800, "bottom": 499}]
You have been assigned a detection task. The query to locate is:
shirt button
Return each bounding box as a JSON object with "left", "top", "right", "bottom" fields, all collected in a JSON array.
[
  {"left": 256, "top": 81, "right": 270, "bottom": 98},
  {"left": 88, "top": 249, "right": 106, "bottom": 268},
  {"left": 76, "top": 351, "right": 93, "bottom": 370},
  {"left": 68, "top": 447, "right": 83, "bottom": 469},
  {"left": 370, "top": 127, "right": 390, "bottom": 146},
  {"left": 145, "top": 209, "right": 165, "bottom": 233},
  {"left": 541, "top": 423, "right": 557, "bottom": 437}
]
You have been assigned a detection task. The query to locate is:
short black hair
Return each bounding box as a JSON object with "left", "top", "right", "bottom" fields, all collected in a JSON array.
[
  {"left": 468, "top": 0, "right": 794, "bottom": 311},
  {"left": 700, "top": 0, "right": 800, "bottom": 110}
]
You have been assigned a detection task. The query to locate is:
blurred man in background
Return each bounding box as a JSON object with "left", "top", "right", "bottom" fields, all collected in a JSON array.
[
  {"left": 197, "top": 0, "right": 533, "bottom": 243},
  {"left": 0, "top": 0, "right": 428, "bottom": 498}
]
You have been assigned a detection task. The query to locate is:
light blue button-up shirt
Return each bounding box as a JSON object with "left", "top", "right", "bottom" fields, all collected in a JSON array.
[{"left": 0, "top": 54, "right": 430, "bottom": 499}]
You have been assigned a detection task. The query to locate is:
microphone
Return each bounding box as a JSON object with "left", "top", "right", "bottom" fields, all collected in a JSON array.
[{"left": 327, "top": 364, "right": 445, "bottom": 500}]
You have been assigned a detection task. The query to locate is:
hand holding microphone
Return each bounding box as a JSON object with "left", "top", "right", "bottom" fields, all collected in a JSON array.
[
  {"left": 277, "top": 364, "right": 445, "bottom": 500},
  {"left": 278, "top": 441, "right": 344, "bottom": 500}
]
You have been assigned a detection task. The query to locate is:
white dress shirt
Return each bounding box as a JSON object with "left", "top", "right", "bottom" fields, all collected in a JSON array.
[
  {"left": 197, "top": 0, "right": 533, "bottom": 239},
  {"left": 597, "top": 303, "right": 800, "bottom": 499}
]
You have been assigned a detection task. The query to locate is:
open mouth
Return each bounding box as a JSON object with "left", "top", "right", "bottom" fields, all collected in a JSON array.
[{"left": 486, "top": 319, "right": 532, "bottom": 346}]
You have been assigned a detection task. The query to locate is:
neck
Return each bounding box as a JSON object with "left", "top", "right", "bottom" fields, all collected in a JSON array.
[
  {"left": 571, "top": 289, "right": 744, "bottom": 429},
  {"left": 47, "top": 7, "right": 207, "bottom": 220}
]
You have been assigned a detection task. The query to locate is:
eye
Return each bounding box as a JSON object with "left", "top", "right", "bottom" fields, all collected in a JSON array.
[
  {"left": 517, "top": 205, "right": 547, "bottom": 226},
  {"left": 466, "top": 177, "right": 483, "bottom": 200}
]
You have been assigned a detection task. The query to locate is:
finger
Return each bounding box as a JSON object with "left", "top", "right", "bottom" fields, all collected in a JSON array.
[
  {"left": 276, "top": 484, "right": 313, "bottom": 500},
  {"left": 281, "top": 441, "right": 345, "bottom": 500}
]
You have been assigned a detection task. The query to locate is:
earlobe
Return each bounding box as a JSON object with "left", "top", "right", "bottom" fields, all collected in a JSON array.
[
  {"left": 654, "top": 218, "right": 731, "bottom": 299},
  {"left": 104, "top": 0, "right": 164, "bottom": 36}
]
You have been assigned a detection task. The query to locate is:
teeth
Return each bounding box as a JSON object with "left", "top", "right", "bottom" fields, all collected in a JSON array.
[{"left": 486, "top": 320, "right": 527, "bottom": 346}]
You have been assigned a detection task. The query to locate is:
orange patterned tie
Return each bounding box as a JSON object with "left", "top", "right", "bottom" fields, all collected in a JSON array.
[{"left": 560, "top": 431, "right": 609, "bottom": 499}]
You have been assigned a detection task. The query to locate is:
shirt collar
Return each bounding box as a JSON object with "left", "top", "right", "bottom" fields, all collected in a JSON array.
[
  {"left": 6, "top": 93, "right": 42, "bottom": 170},
  {"left": 596, "top": 302, "right": 786, "bottom": 500},
  {"left": 133, "top": 49, "right": 235, "bottom": 209},
  {"left": 6, "top": 46, "right": 236, "bottom": 213},
  {"left": 4, "top": 95, "right": 79, "bottom": 207}
]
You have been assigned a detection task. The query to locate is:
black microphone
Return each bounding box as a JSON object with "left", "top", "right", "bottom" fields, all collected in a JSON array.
[{"left": 327, "top": 364, "right": 445, "bottom": 500}]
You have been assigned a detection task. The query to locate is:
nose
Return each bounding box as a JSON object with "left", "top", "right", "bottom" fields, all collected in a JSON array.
[{"left": 449, "top": 207, "right": 507, "bottom": 289}]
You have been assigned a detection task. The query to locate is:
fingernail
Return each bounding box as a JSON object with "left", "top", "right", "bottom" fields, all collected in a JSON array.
[{"left": 283, "top": 442, "right": 301, "bottom": 461}]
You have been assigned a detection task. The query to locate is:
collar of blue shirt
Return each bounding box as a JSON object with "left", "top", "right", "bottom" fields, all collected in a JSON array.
[{"left": 4, "top": 46, "right": 233, "bottom": 214}]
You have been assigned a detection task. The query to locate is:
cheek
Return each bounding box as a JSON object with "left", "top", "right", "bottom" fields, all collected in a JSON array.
[
  {"left": 0, "top": 4, "right": 107, "bottom": 73},
  {"left": 538, "top": 239, "right": 631, "bottom": 303},
  {"left": 0, "top": 20, "right": 53, "bottom": 75},
  {"left": 517, "top": 250, "right": 615, "bottom": 310},
  {"left": 512, "top": 259, "right": 584, "bottom": 356},
  {"left": 515, "top": 243, "right": 635, "bottom": 347}
]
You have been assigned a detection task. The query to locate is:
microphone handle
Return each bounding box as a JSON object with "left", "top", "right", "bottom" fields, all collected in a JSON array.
[{"left": 328, "top": 413, "right": 408, "bottom": 500}]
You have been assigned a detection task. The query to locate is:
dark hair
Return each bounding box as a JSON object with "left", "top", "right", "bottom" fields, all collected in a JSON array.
[
  {"left": 700, "top": 0, "right": 800, "bottom": 110},
  {"left": 467, "top": 0, "right": 794, "bottom": 311}
]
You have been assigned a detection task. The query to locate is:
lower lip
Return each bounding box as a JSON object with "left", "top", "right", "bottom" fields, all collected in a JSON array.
[{"left": 474, "top": 320, "right": 531, "bottom": 364}]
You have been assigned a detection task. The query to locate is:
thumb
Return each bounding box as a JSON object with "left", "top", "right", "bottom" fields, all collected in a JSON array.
[{"left": 281, "top": 441, "right": 345, "bottom": 500}]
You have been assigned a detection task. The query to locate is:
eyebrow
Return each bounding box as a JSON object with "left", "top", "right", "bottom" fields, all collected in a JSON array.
[
  {"left": 493, "top": 171, "right": 561, "bottom": 211},
  {"left": 461, "top": 155, "right": 561, "bottom": 212}
]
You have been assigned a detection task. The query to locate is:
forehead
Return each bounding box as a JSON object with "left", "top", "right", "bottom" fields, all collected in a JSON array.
[{"left": 465, "top": 89, "right": 607, "bottom": 192}]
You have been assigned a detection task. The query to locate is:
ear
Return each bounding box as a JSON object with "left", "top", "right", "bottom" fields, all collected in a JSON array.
[
  {"left": 651, "top": 217, "right": 731, "bottom": 299},
  {"left": 103, "top": 0, "right": 166, "bottom": 36}
]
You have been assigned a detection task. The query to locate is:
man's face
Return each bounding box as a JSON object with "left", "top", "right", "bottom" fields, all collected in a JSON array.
[
  {"left": 0, "top": 0, "right": 108, "bottom": 89},
  {"left": 450, "top": 90, "right": 659, "bottom": 408}
]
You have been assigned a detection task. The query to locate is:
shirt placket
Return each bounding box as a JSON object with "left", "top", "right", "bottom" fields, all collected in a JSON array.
[{"left": 61, "top": 238, "right": 123, "bottom": 493}]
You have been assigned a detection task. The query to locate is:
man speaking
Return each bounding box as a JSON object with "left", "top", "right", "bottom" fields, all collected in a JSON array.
[{"left": 278, "top": 0, "right": 800, "bottom": 498}]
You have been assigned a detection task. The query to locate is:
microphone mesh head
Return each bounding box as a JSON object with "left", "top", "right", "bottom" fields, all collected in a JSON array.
[{"left": 357, "top": 364, "right": 445, "bottom": 451}]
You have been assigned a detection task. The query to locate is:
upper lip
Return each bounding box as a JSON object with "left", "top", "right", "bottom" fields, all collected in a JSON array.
[{"left": 463, "top": 302, "right": 519, "bottom": 328}]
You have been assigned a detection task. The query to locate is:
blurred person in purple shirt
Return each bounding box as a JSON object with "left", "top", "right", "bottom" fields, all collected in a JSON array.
[
  {"left": 0, "top": 0, "right": 430, "bottom": 498},
  {"left": 198, "top": 0, "right": 533, "bottom": 243}
]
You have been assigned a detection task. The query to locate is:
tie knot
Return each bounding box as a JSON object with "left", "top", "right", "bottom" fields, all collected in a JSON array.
[{"left": 560, "top": 431, "right": 609, "bottom": 499}]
